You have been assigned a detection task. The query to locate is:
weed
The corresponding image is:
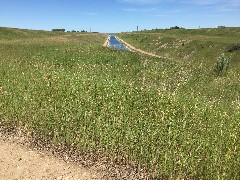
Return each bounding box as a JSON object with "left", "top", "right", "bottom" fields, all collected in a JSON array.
[{"left": 215, "top": 53, "right": 231, "bottom": 76}]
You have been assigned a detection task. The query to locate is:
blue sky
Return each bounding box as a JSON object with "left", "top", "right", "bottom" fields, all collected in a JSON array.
[{"left": 0, "top": 0, "right": 239, "bottom": 33}]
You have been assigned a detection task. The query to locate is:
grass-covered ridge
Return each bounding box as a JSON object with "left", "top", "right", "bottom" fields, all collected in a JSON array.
[
  {"left": 1, "top": 27, "right": 240, "bottom": 179},
  {"left": 118, "top": 27, "right": 240, "bottom": 63}
]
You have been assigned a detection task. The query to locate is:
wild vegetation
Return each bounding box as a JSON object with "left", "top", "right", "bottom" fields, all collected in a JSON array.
[
  {"left": 118, "top": 27, "right": 240, "bottom": 63},
  {"left": 0, "top": 27, "right": 240, "bottom": 179}
]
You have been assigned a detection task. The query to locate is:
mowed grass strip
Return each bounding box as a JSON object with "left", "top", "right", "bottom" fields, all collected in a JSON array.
[{"left": 0, "top": 28, "right": 240, "bottom": 179}]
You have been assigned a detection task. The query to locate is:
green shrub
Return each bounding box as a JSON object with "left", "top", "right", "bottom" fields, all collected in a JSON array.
[{"left": 215, "top": 53, "right": 230, "bottom": 76}]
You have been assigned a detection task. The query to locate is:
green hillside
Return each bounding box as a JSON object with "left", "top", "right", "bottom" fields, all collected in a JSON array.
[
  {"left": 0, "top": 27, "right": 65, "bottom": 40},
  {"left": 118, "top": 27, "right": 240, "bottom": 64}
]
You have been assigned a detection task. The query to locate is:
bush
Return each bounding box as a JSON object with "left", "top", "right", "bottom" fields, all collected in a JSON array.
[
  {"left": 52, "top": 29, "right": 65, "bottom": 32},
  {"left": 215, "top": 53, "right": 230, "bottom": 76},
  {"left": 228, "top": 44, "right": 240, "bottom": 52}
]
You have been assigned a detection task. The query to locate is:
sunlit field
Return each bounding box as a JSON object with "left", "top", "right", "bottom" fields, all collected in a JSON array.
[{"left": 1, "top": 27, "right": 240, "bottom": 179}]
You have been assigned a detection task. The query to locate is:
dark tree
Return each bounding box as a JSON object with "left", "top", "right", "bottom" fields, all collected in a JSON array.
[{"left": 52, "top": 29, "right": 65, "bottom": 32}]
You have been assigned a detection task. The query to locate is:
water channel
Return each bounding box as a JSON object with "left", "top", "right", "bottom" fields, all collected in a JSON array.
[{"left": 108, "top": 35, "right": 129, "bottom": 51}]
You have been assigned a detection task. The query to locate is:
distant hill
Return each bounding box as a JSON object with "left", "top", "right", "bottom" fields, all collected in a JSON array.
[{"left": 0, "top": 27, "right": 64, "bottom": 40}]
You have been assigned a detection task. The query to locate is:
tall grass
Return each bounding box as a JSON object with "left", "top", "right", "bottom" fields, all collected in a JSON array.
[{"left": 1, "top": 28, "right": 240, "bottom": 178}]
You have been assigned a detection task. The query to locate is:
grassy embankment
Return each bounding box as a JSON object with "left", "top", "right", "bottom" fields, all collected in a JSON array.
[
  {"left": 1, "top": 27, "right": 240, "bottom": 179},
  {"left": 118, "top": 27, "right": 240, "bottom": 62}
]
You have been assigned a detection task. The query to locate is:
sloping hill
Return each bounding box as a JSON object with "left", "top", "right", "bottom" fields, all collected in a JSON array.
[
  {"left": 0, "top": 27, "right": 64, "bottom": 40},
  {"left": 118, "top": 27, "right": 240, "bottom": 63}
]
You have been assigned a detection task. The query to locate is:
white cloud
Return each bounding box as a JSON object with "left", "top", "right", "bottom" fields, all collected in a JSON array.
[
  {"left": 82, "top": 12, "right": 97, "bottom": 16},
  {"left": 119, "top": 0, "right": 240, "bottom": 14},
  {"left": 153, "top": 14, "right": 173, "bottom": 17},
  {"left": 189, "top": 0, "right": 225, "bottom": 5},
  {"left": 182, "top": 0, "right": 240, "bottom": 13},
  {"left": 120, "top": 0, "right": 222, "bottom": 5},
  {"left": 120, "top": 0, "right": 240, "bottom": 5},
  {"left": 216, "top": 6, "right": 235, "bottom": 11},
  {"left": 184, "top": 0, "right": 240, "bottom": 5},
  {"left": 231, "top": 0, "right": 240, "bottom": 5},
  {"left": 122, "top": 8, "right": 157, "bottom": 12},
  {"left": 120, "top": 0, "right": 162, "bottom": 4}
]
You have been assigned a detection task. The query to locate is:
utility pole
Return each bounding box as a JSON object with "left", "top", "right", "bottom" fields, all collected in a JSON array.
[
  {"left": 137, "top": 26, "right": 138, "bottom": 32},
  {"left": 90, "top": 28, "right": 91, "bottom": 33}
]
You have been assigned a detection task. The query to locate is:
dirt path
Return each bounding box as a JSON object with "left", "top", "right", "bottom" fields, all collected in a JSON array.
[
  {"left": 115, "top": 36, "right": 168, "bottom": 59},
  {"left": 0, "top": 126, "right": 150, "bottom": 180},
  {"left": 103, "top": 35, "right": 110, "bottom": 47},
  {"left": 0, "top": 138, "right": 103, "bottom": 180}
]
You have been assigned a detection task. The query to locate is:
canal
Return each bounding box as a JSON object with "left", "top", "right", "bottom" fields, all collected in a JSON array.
[{"left": 108, "top": 35, "right": 128, "bottom": 51}]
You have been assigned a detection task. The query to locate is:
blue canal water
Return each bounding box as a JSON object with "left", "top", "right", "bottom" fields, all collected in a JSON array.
[{"left": 108, "top": 35, "right": 128, "bottom": 51}]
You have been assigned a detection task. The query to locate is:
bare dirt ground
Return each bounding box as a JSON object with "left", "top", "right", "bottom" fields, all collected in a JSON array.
[
  {"left": 0, "top": 135, "right": 104, "bottom": 180},
  {"left": 0, "top": 128, "right": 150, "bottom": 180},
  {"left": 103, "top": 35, "right": 110, "bottom": 47}
]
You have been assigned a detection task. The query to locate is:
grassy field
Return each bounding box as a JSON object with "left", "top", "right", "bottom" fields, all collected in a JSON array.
[{"left": 1, "top": 27, "right": 240, "bottom": 179}]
